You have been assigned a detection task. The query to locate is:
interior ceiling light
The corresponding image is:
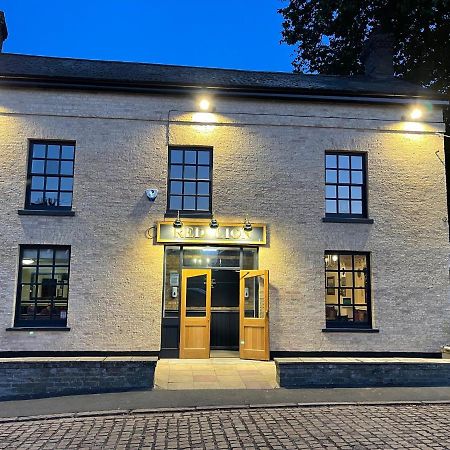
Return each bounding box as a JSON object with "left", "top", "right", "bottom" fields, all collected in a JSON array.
[{"left": 22, "top": 258, "right": 35, "bottom": 265}]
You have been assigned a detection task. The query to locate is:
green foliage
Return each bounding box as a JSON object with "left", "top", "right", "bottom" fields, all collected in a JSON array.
[{"left": 279, "top": 0, "right": 450, "bottom": 93}]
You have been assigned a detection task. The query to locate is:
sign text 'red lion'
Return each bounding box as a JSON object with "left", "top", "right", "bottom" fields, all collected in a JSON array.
[{"left": 156, "top": 222, "right": 266, "bottom": 245}]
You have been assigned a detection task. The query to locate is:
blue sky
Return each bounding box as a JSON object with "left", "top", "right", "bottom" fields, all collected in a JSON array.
[{"left": 0, "top": 0, "right": 294, "bottom": 72}]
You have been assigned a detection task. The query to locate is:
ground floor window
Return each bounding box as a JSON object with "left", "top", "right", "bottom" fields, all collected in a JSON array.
[
  {"left": 324, "top": 251, "right": 371, "bottom": 328},
  {"left": 15, "top": 245, "right": 71, "bottom": 327}
]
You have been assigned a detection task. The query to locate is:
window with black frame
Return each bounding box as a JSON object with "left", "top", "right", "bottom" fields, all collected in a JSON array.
[
  {"left": 15, "top": 246, "right": 71, "bottom": 327},
  {"left": 325, "top": 152, "right": 367, "bottom": 217},
  {"left": 167, "top": 147, "right": 212, "bottom": 215},
  {"left": 324, "top": 251, "right": 371, "bottom": 328},
  {"left": 26, "top": 141, "right": 75, "bottom": 210}
]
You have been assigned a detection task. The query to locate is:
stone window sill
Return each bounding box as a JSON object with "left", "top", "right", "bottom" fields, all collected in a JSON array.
[
  {"left": 322, "top": 217, "right": 374, "bottom": 224},
  {"left": 6, "top": 327, "right": 71, "bottom": 332},
  {"left": 322, "top": 328, "right": 379, "bottom": 333},
  {"left": 18, "top": 209, "right": 75, "bottom": 217}
]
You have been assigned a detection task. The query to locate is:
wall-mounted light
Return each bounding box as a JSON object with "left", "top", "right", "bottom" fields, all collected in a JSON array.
[
  {"left": 173, "top": 211, "right": 183, "bottom": 228},
  {"left": 243, "top": 216, "right": 253, "bottom": 231},
  {"left": 198, "top": 97, "right": 215, "bottom": 112},
  {"left": 209, "top": 213, "right": 219, "bottom": 228},
  {"left": 402, "top": 104, "right": 428, "bottom": 122}
]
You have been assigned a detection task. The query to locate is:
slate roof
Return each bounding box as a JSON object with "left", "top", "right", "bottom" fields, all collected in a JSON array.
[{"left": 0, "top": 52, "right": 446, "bottom": 100}]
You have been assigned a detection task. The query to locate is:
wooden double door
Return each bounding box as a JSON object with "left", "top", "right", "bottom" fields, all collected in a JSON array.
[{"left": 179, "top": 269, "right": 269, "bottom": 360}]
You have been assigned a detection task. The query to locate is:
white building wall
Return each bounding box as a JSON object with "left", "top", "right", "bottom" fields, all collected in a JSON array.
[{"left": 0, "top": 87, "right": 448, "bottom": 352}]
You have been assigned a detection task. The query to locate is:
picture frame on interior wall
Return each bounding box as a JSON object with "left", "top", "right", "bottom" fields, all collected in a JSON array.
[{"left": 326, "top": 277, "right": 335, "bottom": 295}]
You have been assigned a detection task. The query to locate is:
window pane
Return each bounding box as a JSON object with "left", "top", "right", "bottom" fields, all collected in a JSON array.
[
  {"left": 340, "top": 270, "right": 353, "bottom": 288},
  {"left": 351, "top": 171, "right": 363, "bottom": 184},
  {"left": 61, "top": 145, "right": 75, "bottom": 159},
  {"left": 21, "top": 286, "right": 34, "bottom": 301},
  {"left": 338, "top": 155, "right": 350, "bottom": 168},
  {"left": 31, "top": 176, "right": 44, "bottom": 190},
  {"left": 340, "top": 255, "right": 353, "bottom": 271},
  {"left": 325, "top": 200, "right": 337, "bottom": 214},
  {"left": 170, "top": 181, "right": 182, "bottom": 195},
  {"left": 354, "top": 273, "right": 366, "bottom": 288},
  {"left": 31, "top": 160, "right": 45, "bottom": 174},
  {"left": 60, "top": 178, "right": 73, "bottom": 191},
  {"left": 354, "top": 255, "right": 367, "bottom": 271},
  {"left": 325, "top": 154, "right": 337, "bottom": 168},
  {"left": 184, "top": 151, "right": 196, "bottom": 164},
  {"left": 183, "top": 165, "right": 196, "bottom": 179},
  {"left": 183, "top": 196, "right": 196, "bottom": 210},
  {"left": 354, "top": 306, "right": 368, "bottom": 323},
  {"left": 23, "top": 249, "right": 38, "bottom": 261},
  {"left": 338, "top": 170, "right": 350, "bottom": 183},
  {"left": 326, "top": 305, "right": 338, "bottom": 321},
  {"left": 59, "top": 192, "right": 72, "bottom": 207},
  {"left": 32, "top": 144, "right": 46, "bottom": 158},
  {"left": 351, "top": 186, "right": 362, "bottom": 199},
  {"left": 325, "top": 169, "right": 337, "bottom": 183},
  {"left": 171, "top": 150, "right": 183, "bottom": 163},
  {"left": 44, "top": 192, "right": 58, "bottom": 206},
  {"left": 54, "top": 267, "right": 69, "bottom": 283},
  {"left": 46, "top": 160, "right": 59, "bottom": 174},
  {"left": 351, "top": 155, "right": 363, "bottom": 169},
  {"left": 47, "top": 145, "right": 60, "bottom": 159},
  {"left": 60, "top": 161, "right": 73, "bottom": 175},
  {"left": 169, "top": 195, "right": 182, "bottom": 210},
  {"left": 325, "top": 253, "right": 338, "bottom": 270},
  {"left": 197, "top": 166, "right": 210, "bottom": 180},
  {"left": 325, "top": 185, "right": 336, "bottom": 198},
  {"left": 186, "top": 275, "right": 207, "bottom": 317},
  {"left": 30, "top": 192, "right": 44, "bottom": 205},
  {"left": 37, "top": 267, "right": 53, "bottom": 284},
  {"left": 351, "top": 201, "right": 363, "bottom": 214},
  {"left": 338, "top": 200, "right": 349, "bottom": 213},
  {"left": 197, "top": 182, "right": 209, "bottom": 195},
  {"left": 46, "top": 177, "right": 59, "bottom": 191},
  {"left": 184, "top": 181, "right": 196, "bottom": 195},
  {"left": 170, "top": 165, "right": 183, "bottom": 179},
  {"left": 197, "top": 196, "right": 209, "bottom": 210},
  {"left": 21, "top": 266, "right": 37, "bottom": 283},
  {"left": 55, "top": 250, "right": 70, "bottom": 265},
  {"left": 198, "top": 151, "right": 210, "bottom": 165},
  {"left": 338, "top": 186, "right": 349, "bottom": 199}
]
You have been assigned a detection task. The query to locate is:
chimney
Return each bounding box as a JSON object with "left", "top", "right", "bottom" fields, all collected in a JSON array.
[
  {"left": 361, "top": 31, "right": 394, "bottom": 78},
  {"left": 0, "top": 11, "right": 8, "bottom": 52}
]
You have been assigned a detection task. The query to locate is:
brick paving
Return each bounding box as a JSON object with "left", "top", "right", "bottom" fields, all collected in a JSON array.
[{"left": 0, "top": 403, "right": 449, "bottom": 449}]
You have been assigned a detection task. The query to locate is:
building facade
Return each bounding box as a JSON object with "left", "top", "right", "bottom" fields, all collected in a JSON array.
[{"left": 0, "top": 50, "right": 449, "bottom": 359}]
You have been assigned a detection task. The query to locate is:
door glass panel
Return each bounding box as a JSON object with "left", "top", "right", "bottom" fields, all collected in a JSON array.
[
  {"left": 183, "top": 247, "right": 240, "bottom": 268},
  {"left": 244, "top": 275, "right": 265, "bottom": 318},
  {"left": 242, "top": 248, "right": 258, "bottom": 269},
  {"left": 186, "top": 274, "right": 207, "bottom": 317},
  {"left": 163, "top": 246, "right": 180, "bottom": 317}
]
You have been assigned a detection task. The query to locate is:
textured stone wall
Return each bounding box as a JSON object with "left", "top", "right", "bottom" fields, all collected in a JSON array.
[
  {"left": 0, "top": 87, "right": 448, "bottom": 353},
  {"left": 275, "top": 358, "right": 450, "bottom": 388},
  {"left": 0, "top": 357, "right": 157, "bottom": 400}
]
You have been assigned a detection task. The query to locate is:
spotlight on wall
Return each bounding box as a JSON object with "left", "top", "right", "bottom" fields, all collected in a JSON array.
[
  {"left": 173, "top": 211, "right": 183, "bottom": 228},
  {"left": 209, "top": 213, "right": 219, "bottom": 229},
  {"left": 403, "top": 104, "right": 427, "bottom": 121},
  {"left": 243, "top": 216, "right": 253, "bottom": 232}
]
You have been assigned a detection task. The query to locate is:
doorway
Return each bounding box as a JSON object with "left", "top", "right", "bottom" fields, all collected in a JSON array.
[{"left": 179, "top": 268, "right": 269, "bottom": 360}]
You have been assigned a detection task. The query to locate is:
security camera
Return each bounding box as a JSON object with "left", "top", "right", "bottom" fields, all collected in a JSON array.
[{"left": 145, "top": 188, "right": 158, "bottom": 202}]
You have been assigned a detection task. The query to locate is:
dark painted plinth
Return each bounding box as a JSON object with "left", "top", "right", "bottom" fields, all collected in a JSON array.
[
  {"left": 0, "top": 357, "right": 157, "bottom": 401},
  {"left": 275, "top": 358, "right": 450, "bottom": 388}
]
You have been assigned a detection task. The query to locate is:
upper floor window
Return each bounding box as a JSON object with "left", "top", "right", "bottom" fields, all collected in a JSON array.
[
  {"left": 325, "top": 152, "right": 367, "bottom": 217},
  {"left": 325, "top": 251, "right": 371, "bottom": 328},
  {"left": 15, "top": 245, "right": 71, "bottom": 327},
  {"left": 167, "top": 146, "right": 212, "bottom": 216},
  {"left": 26, "top": 141, "right": 76, "bottom": 210}
]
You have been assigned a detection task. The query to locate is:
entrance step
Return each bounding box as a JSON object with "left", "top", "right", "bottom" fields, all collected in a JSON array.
[{"left": 154, "top": 358, "right": 278, "bottom": 390}]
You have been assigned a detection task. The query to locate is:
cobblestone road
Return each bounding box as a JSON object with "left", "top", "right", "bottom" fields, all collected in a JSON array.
[{"left": 0, "top": 403, "right": 449, "bottom": 449}]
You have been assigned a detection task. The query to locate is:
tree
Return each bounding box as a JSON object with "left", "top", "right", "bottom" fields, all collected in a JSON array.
[{"left": 279, "top": 0, "right": 450, "bottom": 94}]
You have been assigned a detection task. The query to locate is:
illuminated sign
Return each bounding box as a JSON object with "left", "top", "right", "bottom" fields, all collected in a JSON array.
[{"left": 156, "top": 221, "right": 266, "bottom": 245}]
